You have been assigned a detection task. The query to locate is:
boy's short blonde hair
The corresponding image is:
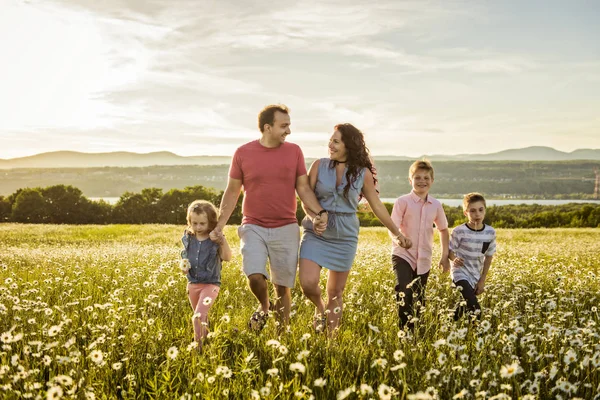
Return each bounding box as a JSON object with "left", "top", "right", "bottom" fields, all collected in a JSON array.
[
  {"left": 462, "top": 192, "right": 487, "bottom": 210},
  {"left": 408, "top": 159, "right": 434, "bottom": 180}
]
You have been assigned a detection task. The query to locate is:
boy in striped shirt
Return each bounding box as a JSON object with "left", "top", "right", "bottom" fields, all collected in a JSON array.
[{"left": 449, "top": 192, "right": 496, "bottom": 321}]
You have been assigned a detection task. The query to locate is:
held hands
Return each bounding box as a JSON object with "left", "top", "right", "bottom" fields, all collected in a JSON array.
[
  {"left": 312, "top": 213, "right": 328, "bottom": 236},
  {"left": 394, "top": 234, "right": 412, "bottom": 249},
  {"left": 209, "top": 228, "right": 225, "bottom": 244}
]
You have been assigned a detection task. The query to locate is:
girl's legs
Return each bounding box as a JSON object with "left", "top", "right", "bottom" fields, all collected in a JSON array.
[
  {"left": 325, "top": 270, "right": 350, "bottom": 334},
  {"left": 299, "top": 258, "right": 326, "bottom": 323},
  {"left": 188, "top": 283, "right": 220, "bottom": 343}
]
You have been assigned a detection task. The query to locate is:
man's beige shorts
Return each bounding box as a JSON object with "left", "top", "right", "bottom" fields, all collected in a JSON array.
[{"left": 237, "top": 223, "right": 300, "bottom": 288}]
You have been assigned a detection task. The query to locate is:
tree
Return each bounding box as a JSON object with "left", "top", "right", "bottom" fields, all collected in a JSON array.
[
  {"left": 112, "top": 190, "right": 161, "bottom": 224},
  {"left": 41, "top": 185, "right": 86, "bottom": 224},
  {"left": 0, "top": 196, "right": 11, "bottom": 222},
  {"left": 11, "top": 188, "right": 48, "bottom": 223}
]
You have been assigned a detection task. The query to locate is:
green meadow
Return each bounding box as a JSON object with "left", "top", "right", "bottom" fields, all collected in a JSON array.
[{"left": 0, "top": 225, "right": 599, "bottom": 399}]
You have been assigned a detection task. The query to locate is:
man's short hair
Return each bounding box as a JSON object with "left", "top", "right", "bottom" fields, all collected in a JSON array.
[
  {"left": 408, "top": 159, "right": 434, "bottom": 180},
  {"left": 463, "top": 192, "right": 487, "bottom": 210},
  {"left": 258, "top": 104, "right": 289, "bottom": 132}
]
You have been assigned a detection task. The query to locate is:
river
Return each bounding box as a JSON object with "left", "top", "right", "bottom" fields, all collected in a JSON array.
[{"left": 91, "top": 197, "right": 600, "bottom": 207}]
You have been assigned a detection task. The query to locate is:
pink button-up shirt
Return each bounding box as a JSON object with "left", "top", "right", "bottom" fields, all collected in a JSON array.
[{"left": 390, "top": 191, "right": 448, "bottom": 274}]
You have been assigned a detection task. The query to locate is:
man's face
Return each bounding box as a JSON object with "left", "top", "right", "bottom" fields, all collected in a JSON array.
[{"left": 264, "top": 111, "right": 291, "bottom": 144}]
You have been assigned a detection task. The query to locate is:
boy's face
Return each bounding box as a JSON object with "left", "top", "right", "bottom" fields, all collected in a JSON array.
[
  {"left": 464, "top": 201, "right": 486, "bottom": 225},
  {"left": 409, "top": 169, "right": 434, "bottom": 196}
]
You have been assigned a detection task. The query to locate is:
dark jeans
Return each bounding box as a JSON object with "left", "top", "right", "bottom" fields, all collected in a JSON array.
[
  {"left": 393, "top": 255, "right": 429, "bottom": 329},
  {"left": 453, "top": 279, "right": 481, "bottom": 321}
]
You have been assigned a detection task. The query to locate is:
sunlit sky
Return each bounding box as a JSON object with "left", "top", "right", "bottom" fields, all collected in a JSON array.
[{"left": 1, "top": 0, "right": 599, "bottom": 159}]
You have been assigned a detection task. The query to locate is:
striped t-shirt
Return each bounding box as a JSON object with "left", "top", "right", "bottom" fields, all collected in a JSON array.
[{"left": 449, "top": 223, "right": 496, "bottom": 288}]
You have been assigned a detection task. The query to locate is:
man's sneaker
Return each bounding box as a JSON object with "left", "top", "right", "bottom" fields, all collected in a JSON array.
[{"left": 248, "top": 310, "right": 268, "bottom": 332}]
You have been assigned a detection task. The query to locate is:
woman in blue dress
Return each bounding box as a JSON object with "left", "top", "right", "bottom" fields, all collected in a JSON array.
[{"left": 299, "top": 123, "right": 412, "bottom": 335}]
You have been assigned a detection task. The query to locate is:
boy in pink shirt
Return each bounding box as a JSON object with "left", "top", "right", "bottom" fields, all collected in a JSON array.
[{"left": 390, "top": 160, "right": 450, "bottom": 330}]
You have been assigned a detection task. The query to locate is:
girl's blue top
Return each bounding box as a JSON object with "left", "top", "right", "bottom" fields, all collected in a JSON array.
[{"left": 181, "top": 232, "right": 221, "bottom": 286}]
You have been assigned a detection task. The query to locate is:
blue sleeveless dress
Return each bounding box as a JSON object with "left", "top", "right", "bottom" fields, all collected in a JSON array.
[{"left": 299, "top": 158, "right": 365, "bottom": 272}]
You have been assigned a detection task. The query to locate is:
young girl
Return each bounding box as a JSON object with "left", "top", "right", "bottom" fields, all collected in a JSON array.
[{"left": 180, "top": 200, "right": 232, "bottom": 348}]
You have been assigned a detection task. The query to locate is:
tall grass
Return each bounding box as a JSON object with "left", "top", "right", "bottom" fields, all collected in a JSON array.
[{"left": 0, "top": 224, "right": 599, "bottom": 399}]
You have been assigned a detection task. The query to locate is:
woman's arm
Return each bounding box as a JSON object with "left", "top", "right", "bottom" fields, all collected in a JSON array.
[{"left": 361, "top": 169, "right": 411, "bottom": 248}]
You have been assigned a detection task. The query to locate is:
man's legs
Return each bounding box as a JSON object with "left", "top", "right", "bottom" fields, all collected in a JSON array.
[
  {"left": 273, "top": 284, "right": 291, "bottom": 328},
  {"left": 267, "top": 223, "right": 300, "bottom": 330},
  {"left": 248, "top": 273, "right": 270, "bottom": 314},
  {"left": 239, "top": 224, "right": 271, "bottom": 331}
]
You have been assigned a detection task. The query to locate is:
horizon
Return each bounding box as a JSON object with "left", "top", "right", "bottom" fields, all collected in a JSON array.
[
  {"left": 2, "top": 145, "right": 600, "bottom": 161},
  {"left": 1, "top": 1, "right": 599, "bottom": 159}
]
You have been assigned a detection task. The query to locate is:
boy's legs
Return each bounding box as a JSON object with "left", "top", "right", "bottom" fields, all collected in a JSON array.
[
  {"left": 393, "top": 255, "right": 417, "bottom": 328},
  {"left": 453, "top": 280, "right": 480, "bottom": 321},
  {"left": 412, "top": 270, "right": 430, "bottom": 323}
]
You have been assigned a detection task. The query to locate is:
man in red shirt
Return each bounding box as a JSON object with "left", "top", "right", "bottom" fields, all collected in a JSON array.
[{"left": 215, "top": 104, "right": 327, "bottom": 332}]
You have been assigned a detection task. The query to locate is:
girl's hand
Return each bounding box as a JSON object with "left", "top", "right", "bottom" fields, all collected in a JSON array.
[{"left": 179, "top": 259, "right": 191, "bottom": 274}]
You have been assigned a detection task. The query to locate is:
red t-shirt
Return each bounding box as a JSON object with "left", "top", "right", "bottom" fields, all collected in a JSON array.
[{"left": 229, "top": 140, "right": 307, "bottom": 228}]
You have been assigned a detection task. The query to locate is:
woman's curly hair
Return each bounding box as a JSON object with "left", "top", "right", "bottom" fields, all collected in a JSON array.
[{"left": 329, "top": 123, "right": 378, "bottom": 199}]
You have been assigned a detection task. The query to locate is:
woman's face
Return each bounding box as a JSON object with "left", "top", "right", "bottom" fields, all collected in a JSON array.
[{"left": 328, "top": 130, "right": 348, "bottom": 162}]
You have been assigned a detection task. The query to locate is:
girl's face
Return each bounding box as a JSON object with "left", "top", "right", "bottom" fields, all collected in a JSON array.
[
  {"left": 328, "top": 130, "right": 348, "bottom": 162},
  {"left": 189, "top": 212, "right": 210, "bottom": 235}
]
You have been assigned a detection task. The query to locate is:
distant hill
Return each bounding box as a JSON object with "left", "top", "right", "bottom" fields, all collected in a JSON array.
[
  {"left": 0, "top": 151, "right": 231, "bottom": 169},
  {"left": 417, "top": 146, "right": 600, "bottom": 161},
  {"left": 0, "top": 146, "right": 598, "bottom": 169}
]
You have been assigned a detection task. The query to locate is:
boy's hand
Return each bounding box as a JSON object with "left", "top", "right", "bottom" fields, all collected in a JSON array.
[
  {"left": 439, "top": 258, "right": 450, "bottom": 273},
  {"left": 209, "top": 229, "right": 224, "bottom": 244},
  {"left": 475, "top": 280, "right": 485, "bottom": 295},
  {"left": 452, "top": 257, "right": 464, "bottom": 267},
  {"left": 179, "top": 259, "right": 191, "bottom": 275}
]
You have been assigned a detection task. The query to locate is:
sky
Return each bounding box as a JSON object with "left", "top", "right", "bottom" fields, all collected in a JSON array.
[{"left": 1, "top": 0, "right": 599, "bottom": 159}]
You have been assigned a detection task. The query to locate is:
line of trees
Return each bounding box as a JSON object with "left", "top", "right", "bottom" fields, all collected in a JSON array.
[{"left": 1, "top": 184, "right": 599, "bottom": 228}]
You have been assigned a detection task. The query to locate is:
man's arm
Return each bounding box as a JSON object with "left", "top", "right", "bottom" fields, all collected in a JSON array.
[
  {"left": 296, "top": 174, "right": 327, "bottom": 226},
  {"left": 216, "top": 177, "right": 242, "bottom": 231}
]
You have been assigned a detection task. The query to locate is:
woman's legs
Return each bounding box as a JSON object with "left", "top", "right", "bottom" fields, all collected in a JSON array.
[
  {"left": 299, "top": 258, "right": 326, "bottom": 318},
  {"left": 325, "top": 270, "right": 350, "bottom": 334},
  {"left": 188, "top": 283, "right": 220, "bottom": 343}
]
